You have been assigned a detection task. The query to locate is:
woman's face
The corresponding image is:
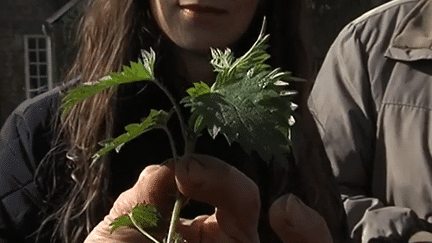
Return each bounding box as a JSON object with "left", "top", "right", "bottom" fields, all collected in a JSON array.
[{"left": 150, "top": 0, "right": 260, "bottom": 52}]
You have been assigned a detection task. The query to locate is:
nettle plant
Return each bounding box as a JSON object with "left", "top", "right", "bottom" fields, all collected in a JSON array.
[{"left": 62, "top": 25, "right": 298, "bottom": 243}]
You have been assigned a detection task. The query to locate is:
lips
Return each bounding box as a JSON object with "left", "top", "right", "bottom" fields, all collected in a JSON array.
[{"left": 179, "top": 4, "right": 228, "bottom": 14}]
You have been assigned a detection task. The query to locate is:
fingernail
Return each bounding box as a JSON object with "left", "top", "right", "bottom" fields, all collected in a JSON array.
[
  {"left": 178, "top": 155, "right": 205, "bottom": 184},
  {"left": 188, "top": 157, "right": 206, "bottom": 182},
  {"left": 285, "top": 193, "right": 300, "bottom": 212},
  {"left": 285, "top": 193, "right": 306, "bottom": 226}
]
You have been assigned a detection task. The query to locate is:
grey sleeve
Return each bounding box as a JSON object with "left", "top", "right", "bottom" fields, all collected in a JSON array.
[{"left": 308, "top": 24, "right": 428, "bottom": 242}]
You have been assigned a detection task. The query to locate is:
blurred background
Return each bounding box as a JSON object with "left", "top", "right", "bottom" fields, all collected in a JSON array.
[{"left": 0, "top": 0, "right": 390, "bottom": 126}]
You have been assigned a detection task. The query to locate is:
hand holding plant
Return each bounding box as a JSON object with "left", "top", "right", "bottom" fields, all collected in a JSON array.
[
  {"left": 84, "top": 155, "right": 333, "bottom": 243},
  {"left": 84, "top": 155, "right": 261, "bottom": 243},
  {"left": 65, "top": 21, "right": 332, "bottom": 242}
]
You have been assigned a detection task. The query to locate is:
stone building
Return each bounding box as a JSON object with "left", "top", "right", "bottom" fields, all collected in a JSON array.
[
  {"left": 0, "top": 0, "right": 390, "bottom": 126},
  {"left": 0, "top": 0, "right": 77, "bottom": 126}
]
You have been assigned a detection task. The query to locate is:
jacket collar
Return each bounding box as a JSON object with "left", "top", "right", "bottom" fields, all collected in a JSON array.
[{"left": 385, "top": 0, "right": 432, "bottom": 61}]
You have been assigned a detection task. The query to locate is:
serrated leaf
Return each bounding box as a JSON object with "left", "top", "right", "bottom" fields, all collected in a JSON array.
[
  {"left": 131, "top": 204, "right": 161, "bottom": 229},
  {"left": 210, "top": 22, "right": 270, "bottom": 91},
  {"left": 183, "top": 70, "right": 294, "bottom": 168},
  {"left": 92, "top": 109, "right": 170, "bottom": 165},
  {"left": 110, "top": 214, "right": 133, "bottom": 233},
  {"left": 193, "top": 115, "right": 205, "bottom": 133},
  {"left": 61, "top": 49, "right": 156, "bottom": 115},
  {"left": 186, "top": 81, "right": 211, "bottom": 97},
  {"left": 182, "top": 23, "right": 297, "bottom": 168},
  {"left": 109, "top": 204, "right": 161, "bottom": 234}
]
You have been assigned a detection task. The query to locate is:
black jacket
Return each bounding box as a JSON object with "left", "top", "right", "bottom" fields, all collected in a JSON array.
[{"left": 0, "top": 88, "right": 60, "bottom": 243}]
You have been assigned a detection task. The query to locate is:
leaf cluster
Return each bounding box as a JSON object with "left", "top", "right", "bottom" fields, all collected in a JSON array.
[
  {"left": 61, "top": 22, "right": 298, "bottom": 241},
  {"left": 182, "top": 28, "right": 296, "bottom": 168}
]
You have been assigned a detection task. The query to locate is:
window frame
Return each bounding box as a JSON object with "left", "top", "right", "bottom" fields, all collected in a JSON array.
[{"left": 23, "top": 35, "right": 53, "bottom": 99}]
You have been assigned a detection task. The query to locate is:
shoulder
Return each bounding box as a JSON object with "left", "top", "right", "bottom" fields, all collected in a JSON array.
[
  {"left": 9, "top": 75, "right": 80, "bottom": 127},
  {"left": 11, "top": 87, "right": 61, "bottom": 127},
  {"left": 0, "top": 88, "right": 62, "bottom": 241},
  {"left": 0, "top": 87, "right": 61, "bottom": 172},
  {"left": 330, "top": 0, "right": 424, "bottom": 42},
  {"left": 338, "top": 0, "right": 420, "bottom": 41},
  {"left": 1, "top": 87, "right": 61, "bottom": 146},
  {"left": 0, "top": 87, "right": 61, "bottom": 194},
  {"left": 319, "top": 0, "right": 424, "bottom": 72},
  {"left": 351, "top": 0, "right": 419, "bottom": 25}
]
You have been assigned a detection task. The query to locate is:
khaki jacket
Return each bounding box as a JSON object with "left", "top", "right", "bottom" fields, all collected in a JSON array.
[{"left": 308, "top": 0, "right": 432, "bottom": 242}]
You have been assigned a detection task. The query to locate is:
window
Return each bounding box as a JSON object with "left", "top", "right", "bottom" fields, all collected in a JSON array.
[{"left": 24, "top": 35, "right": 53, "bottom": 99}]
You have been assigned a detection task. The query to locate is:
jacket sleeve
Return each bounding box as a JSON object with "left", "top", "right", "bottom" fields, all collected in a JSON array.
[
  {"left": 0, "top": 112, "right": 37, "bottom": 242},
  {"left": 0, "top": 91, "right": 59, "bottom": 243},
  {"left": 308, "top": 23, "right": 428, "bottom": 243}
]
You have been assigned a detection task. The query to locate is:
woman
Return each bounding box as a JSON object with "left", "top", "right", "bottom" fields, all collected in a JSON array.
[{"left": 0, "top": 0, "right": 346, "bottom": 242}]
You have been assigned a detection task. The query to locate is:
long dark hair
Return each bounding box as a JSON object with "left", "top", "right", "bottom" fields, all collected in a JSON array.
[{"left": 35, "top": 0, "right": 313, "bottom": 242}]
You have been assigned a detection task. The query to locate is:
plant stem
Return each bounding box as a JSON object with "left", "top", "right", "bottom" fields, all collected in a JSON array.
[
  {"left": 166, "top": 196, "right": 183, "bottom": 243},
  {"left": 184, "top": 131, "right": 197, "bottom": 156},
  {"left": 130, "top": 213, "right": 161, "bottom": 243},
  {"left": 162, "top": 125, "right": 178, "bottom": 162},
  {"left": 161, "top": 120, "right": 186, "bottom": 242},
  {"left": 153, "top": 79, "right": 189, "bottom": 146},
  {"left": 153, "top": 80, "right": 197, "bottom": 242}
]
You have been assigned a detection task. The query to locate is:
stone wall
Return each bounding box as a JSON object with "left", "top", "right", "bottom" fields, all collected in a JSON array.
[{"left": 1, "top": 0, "right": 51, "bottom": 125}]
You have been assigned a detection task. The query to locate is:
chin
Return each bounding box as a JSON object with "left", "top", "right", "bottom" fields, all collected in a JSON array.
[{"left": 178, "top": 36, "right": 240, "bottom": 53}]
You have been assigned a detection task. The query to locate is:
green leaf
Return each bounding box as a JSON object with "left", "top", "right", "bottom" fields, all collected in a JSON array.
[
  {"left": 185, "top": 81, "right": 211, "bottom": 97},
  {"left": 131, "top": 204, "right": 161, "bottom": 229},
  {"left": 92, "top": 109, "right": 170, "bottom": 165},
  {"left": 183, "top": 24, "right": 297, "bottom": 168},
  {"left": 210, "top": 23, "right": 270, "bottom": 91},
  {"left": 183, "top": 70, "right": 294, "bottom": 168},
  {"left": 109, "top": 204, "right": 161, "bottom": 234},
  {"left": 110, "top": 214, "right": 133, "bottom": 233},
  {"left": 165, "top": 232, "right": 186, "bottom": 243},
  {"left": 61, "top": 49, "right": 156, "bottom": 114}
]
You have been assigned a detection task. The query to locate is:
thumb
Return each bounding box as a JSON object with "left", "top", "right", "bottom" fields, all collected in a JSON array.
[
  {"left": 175, "top": 154, "right": 261, "bottom": 243},
  {"left": 269, "top": 194, "right": 333, "bottom": 243}
]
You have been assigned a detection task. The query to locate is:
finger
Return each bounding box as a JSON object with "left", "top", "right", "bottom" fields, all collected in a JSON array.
[
  {"left": 136, "top": 162, "right": 177, "bottom": 215},
  {"left": 104, "top": 163, "right": 177, "bottom": 243},
  {"left": 175, "top": 154, "right": 260, "bottom": 242},
  {"left": 177, "top": 215, "right": 211, "bottom": 243},
  {"left": 269, "top": 194, "right": 333, "bottom": 243},
  {"left": 178, "top": 214, "right": 242, "bottom": 243},
  {"left": 110, "top": 163, "right": 177, "bottom": 218}
]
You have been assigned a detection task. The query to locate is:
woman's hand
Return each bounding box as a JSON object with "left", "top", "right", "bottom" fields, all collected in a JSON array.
[
  {"left": 84, "top": 161, "right": 178, "bottom": 243},
  {"left": 84, "top": 155, "right": 333, "bottom": 243},
  {"left": 174, "top": 155, "right": 261, "bottom": 242},
  {"left": 269, "top": 192, "right": 334, "bottom": 243}
]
